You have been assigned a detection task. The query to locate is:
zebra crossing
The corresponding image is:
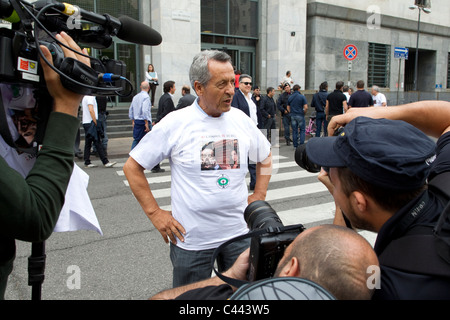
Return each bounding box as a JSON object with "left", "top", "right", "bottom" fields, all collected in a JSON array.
[{"left": 115, "top": 151, "right": 377, "bottom": 247}]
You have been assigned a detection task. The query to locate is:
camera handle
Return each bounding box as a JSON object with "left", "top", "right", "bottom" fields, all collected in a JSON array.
[{"left": 211, "top": 224, "right": 305, "bottom": 289}]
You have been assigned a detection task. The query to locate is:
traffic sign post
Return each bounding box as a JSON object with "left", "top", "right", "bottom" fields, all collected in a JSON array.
[
  {"left": 395, "top": 47, "right": 409, "bottom": 105},
  {"left": 344, "top": 45, "right": 358, "bottom": 61},
  {"left": 344, "top": 44, "right": 358, "bottom": 86}
]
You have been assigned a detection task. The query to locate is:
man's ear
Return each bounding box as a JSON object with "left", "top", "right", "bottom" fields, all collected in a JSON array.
[
  {"left": 194, "top": 81, "right": 203, "bottom": 97},
  {"left": 352, "top": 191, "right": 368, "bottom": 213},
  {"left": 279, "top": 258, "right": 300, "bottom": 278}
]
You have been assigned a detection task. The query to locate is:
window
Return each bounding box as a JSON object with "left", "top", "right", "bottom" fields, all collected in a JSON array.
[
  {"left": 368, "top": 43, "right": 391, "bottom": 88},
  {"left": 201, "top": 0, "right": 259, "bottom": 38}
]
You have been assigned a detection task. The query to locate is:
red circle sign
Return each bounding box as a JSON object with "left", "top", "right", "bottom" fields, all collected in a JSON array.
[{"left": 344, "top": 44, "right": 358, "bottom": 61}]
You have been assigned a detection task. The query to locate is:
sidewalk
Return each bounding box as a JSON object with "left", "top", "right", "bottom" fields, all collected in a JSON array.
[{"left": 78, "top": 137, "right": 134, "bottom": 161}]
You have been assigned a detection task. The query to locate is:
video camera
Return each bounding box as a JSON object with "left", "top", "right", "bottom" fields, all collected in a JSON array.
[{"left": 0, "top": 0, "right": 161, "bottom": 96}]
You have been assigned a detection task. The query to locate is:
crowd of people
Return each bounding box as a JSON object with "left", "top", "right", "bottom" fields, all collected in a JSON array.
[{"left": 1, "top": 32, "right": 449, "bottom": 302}]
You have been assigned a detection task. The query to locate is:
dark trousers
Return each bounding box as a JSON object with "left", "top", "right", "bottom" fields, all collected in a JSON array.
[
  {"left": 315, "top": 112, "right": 328, "bottom": 137},
  {"left": 131, "top": 120, "right": 150, "bottom": 150},
  {"left": 83, "top": 123, "right": 108, "bottom": 165},
  {"left": 170, "top": 238, "right": 250, "bottom": 287},
  {"left": 149, "top": 83, "right": 157, "bottom": 106}
]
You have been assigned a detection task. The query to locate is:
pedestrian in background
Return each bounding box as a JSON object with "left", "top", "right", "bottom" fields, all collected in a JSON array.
[
  {"left": 326, "top": 81, "right": 348, "bottom": 122},
  {"left": 311, "top": 81, "right": 328, "bottom": 137},
  {"left": 82, "top": 95, "right": 116, "bottom": 168},
  {"left": 145, "top": 64, "right": 159, "bottom": 108},
  {"left": 348, "top": 80, "right": 373, "bottom": 108},
  {"left": 277, "top": 83, "right": 292, "bottom": 146},
  {"left": 287, "top": 84, "right": 308, "bottom": 148},
  {"left": 129, "top": 81, "right": 152, "bottom": 150},
  {"left": 176, "top": 85, "right": 196, "bottom": 110}
]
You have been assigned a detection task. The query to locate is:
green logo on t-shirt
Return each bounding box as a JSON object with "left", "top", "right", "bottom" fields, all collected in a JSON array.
[{"left": 217, "top": 174, "right": 230, "bottom": 189}]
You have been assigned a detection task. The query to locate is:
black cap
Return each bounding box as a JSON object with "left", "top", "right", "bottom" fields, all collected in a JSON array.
[{"left": 306, "top": 117, "right": 437, "bottom": 190}]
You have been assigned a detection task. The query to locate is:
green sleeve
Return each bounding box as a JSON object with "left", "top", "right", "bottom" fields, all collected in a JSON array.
[{"left": 0, "top": 112, "right": 79, "bottom": 242}]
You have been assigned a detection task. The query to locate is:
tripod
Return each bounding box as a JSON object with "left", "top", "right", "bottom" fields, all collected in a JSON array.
[{"left": 28, "top": 242, "right": 46, "bottom": 300}]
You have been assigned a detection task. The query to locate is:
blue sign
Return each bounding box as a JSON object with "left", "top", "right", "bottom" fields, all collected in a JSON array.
[{"left": 394, "top": 47, "right": 409, "bottom": 59}]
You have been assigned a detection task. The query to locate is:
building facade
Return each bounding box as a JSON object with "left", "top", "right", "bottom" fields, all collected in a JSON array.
[{"left": 17, "top": 0, "right": 450, "bottom": 105}]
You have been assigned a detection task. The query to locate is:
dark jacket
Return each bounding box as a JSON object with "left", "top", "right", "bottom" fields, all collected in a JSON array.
[
  {"left": 0, "top": 112, "right": 79, "bottom": 299},
  {"left": 176, "top": 94, "right": 196, "bottom": 110},
  {"left": 231, "top": 90, "right": 250, "bottom": 116},
  {"left": 311, "top": 90, "right": 328, "bottom": 113},
  {"left": 277, "top": 92, "right": 291, "bottom": 117},
  {"left": 372, "top": 132, "right": 450, "bottom": 300},
  {"left": 156, "top": 93, "right": 175, "bottom": 123},
  {"left": 261, "top": 95, "right": 277, "bottom": 119}
]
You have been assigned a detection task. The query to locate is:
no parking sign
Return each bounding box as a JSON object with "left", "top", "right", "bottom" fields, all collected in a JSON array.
[{"left": 344, "top": 44, "right": 358, "bottom": 61}]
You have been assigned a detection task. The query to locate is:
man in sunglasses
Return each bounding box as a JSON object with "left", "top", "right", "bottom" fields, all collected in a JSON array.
[{"left": 232, "top": 74, "right": 260, "bottom": 190}]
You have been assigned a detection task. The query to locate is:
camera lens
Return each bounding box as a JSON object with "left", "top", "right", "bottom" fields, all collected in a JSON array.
[
  {"left": 244, "top": 201, "right": 284, "bottom": 231},
  {"left": 294, "top": 144, "right": 321, "bottom": 173}
]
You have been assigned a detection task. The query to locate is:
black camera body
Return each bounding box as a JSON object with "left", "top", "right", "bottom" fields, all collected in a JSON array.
[
  {"left": 244, "top": 201, "right": 305, "bottom": 282},
  {"left": 0, "top": 0, "right": 129, "bottom": 96}
]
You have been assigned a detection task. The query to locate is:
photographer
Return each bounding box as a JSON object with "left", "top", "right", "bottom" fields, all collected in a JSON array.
[
  {"left": 0, "top": 32, "right": 90, "bottom": 299},
  {"left": 150, "top": 224, "right": 379, "bottom": 300},
  {"left": 306, "top": 101, "right": 450, "bottom": 299}
]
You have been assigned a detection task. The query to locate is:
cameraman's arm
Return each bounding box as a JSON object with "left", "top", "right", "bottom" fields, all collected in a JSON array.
[
  {"left": 328, "top": 101, "right": 450, "bottom": 138},
  {"left": 0, "top": 33, "right": 88, "bottom": 241},
  {"left": 150, "top": 249, "right": 250, "bottom": 300}
]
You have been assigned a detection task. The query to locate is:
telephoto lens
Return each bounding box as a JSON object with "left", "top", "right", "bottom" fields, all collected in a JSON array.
[
  {"left": 244, "top": 201, "right": 305, "bottom": 281},
  {"left": 294, "top": 144, "right": 321, "bottom": 173},
  {"left": 244, "top": 200, "right": 284, "bottom": 231}
]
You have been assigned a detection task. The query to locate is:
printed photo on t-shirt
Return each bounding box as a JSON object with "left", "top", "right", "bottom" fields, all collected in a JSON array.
[
  {"left": 201, "top": 139, "right": 240, "bottom": 171},
  {"left": 0, "top": 83, "right": 38, "bottom": 151}
]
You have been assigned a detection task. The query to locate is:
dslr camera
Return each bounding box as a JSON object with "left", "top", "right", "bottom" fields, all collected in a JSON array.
[{"left": 244, "top": 201, "right": 305, "bottom": 281}]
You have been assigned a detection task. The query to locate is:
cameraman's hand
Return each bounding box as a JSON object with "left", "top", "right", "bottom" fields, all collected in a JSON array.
[
  {"left": 40, "top": 32, "right": 90, "bottom": 117},
  {"left": 318, "top": 168, "right": 334, "bottom": 194},
  {"left": 150, "top": 208, "right": 186, "bottom": 245},
  {"left": 223, "top": 248, "right": 250, "bottom": 283}
]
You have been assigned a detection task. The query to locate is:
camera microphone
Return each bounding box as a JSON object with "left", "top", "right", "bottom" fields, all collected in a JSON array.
[{"left": 53, "top": 1, "right": 163, "bottom": 46}]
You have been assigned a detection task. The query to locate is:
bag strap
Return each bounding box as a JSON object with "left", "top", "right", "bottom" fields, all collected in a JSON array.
[{"left": 211, "top": 224, "right": 305, "bottom": 289}]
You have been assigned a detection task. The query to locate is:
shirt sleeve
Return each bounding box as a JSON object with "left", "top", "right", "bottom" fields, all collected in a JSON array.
[
  {"left": 0, "top": 112, "right": 78, "bottom": 242},
  {"left": 130, "top": 122, "right": 172, "bottom": 170}
]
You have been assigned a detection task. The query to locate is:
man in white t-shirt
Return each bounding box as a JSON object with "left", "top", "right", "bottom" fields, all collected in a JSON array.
[
  {"left": 124, "top": 50, "right": 272, "bottom": 287},
  {"left": 371, "top": 86, "right": 387, "bottom": 107}
]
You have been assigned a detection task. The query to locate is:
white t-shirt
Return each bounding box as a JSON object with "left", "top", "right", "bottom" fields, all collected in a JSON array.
[
  {"left": 130, "top": 100, "right": 272, "bottom": 251},
  {"left": 82, "top": 96, "right": 98, "bottom": 124},
  {"left": 372, "top": 93, "right": 387, "bottom": 107}
]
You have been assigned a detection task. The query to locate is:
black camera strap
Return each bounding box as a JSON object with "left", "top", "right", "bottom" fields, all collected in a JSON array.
[{"left": 211, "top": 224, "right": 305, "bottom": 289}]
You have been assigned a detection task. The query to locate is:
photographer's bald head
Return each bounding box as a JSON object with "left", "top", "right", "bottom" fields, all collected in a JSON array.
[{"left": 274, "top": 224, "right": 379, "bottom": 300}]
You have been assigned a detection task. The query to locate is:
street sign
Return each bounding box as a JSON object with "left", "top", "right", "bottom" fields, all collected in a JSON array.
[
  {"left": 394, "top": 47, "right": 409, "bottom": 59},
  {"left": 348, "top": 60, "right": 353, "bottom": 71},
  {"left": 344, "top": 44, "right": 358, "bottom": 61}
]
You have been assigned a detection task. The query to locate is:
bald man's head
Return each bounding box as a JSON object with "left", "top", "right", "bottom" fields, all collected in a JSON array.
[{"left": 274, "top": 225, "right": 379, "bottom": 300}]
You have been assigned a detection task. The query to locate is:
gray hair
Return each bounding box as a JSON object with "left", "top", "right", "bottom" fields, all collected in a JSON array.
[
  {"left": 372, "top": 85, "right": 380, "bottom": 92},
  {"left": 239, "top": 74, "right": 252, "bottom": 82},
  {"left": 189, "top": 50, "right": 232, "bottom": 92}
]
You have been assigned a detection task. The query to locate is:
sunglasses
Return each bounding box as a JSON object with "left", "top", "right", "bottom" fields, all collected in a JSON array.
[{"left": 241, "top": 82, "right": 252, "bottom": 86}]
